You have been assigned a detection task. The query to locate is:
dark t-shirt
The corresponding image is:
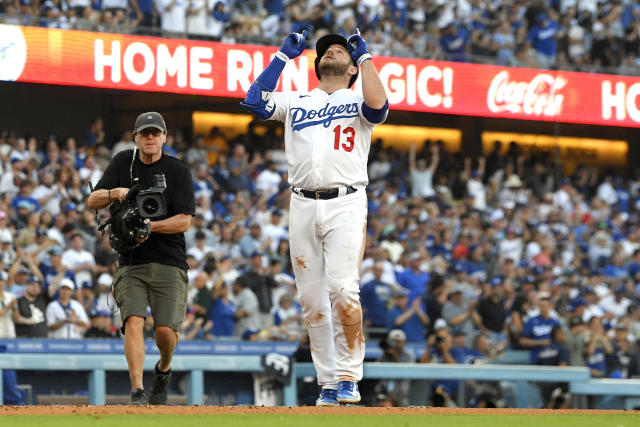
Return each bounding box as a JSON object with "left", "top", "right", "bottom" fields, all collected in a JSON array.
[
  {"left": 95, "top": 149, "right": 195, "bottom": 270},
  {"left": 15, "top": 295, "right": 48, "bottom": 337},
  {"left": 476, "top": 296, "right": 507, "bottom": 333}
]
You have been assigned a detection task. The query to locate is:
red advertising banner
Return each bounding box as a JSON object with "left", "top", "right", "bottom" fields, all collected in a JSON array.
[{"left": 1, "top": 24, "right": 639, "bottom": 127}]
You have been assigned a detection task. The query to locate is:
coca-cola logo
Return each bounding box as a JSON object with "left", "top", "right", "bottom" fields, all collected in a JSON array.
[{"left": 487, "top": 70, "right": 566, "bottom": 116}]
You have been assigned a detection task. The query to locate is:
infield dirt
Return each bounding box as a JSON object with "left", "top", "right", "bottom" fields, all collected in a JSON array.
[{"left": 0, "top": 406, "right": 636, "bottom": 416}]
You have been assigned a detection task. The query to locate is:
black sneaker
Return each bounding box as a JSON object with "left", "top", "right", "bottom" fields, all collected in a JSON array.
[
  {"left": 148, "top": 362, "right": 171, "bottom": 405},
  {"left": 130, "top": 388, "right": 148, "bottom": 405}
]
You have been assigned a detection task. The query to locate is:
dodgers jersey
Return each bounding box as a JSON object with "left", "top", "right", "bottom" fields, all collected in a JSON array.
[{"left": 268, "top": 88, "right": 387, "bottom": 190}]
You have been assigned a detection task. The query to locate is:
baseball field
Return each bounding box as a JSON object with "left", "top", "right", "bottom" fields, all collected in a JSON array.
[{"left": 1, "top": 406, "right": 638, "bottom": 426}]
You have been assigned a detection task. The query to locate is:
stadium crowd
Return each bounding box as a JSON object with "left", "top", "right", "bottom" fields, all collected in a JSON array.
[
  {"left": 1, "top": 119, "right": 640, "bottom": 406},
  {"left": 1, "top": 0, "right": 640, "bottom": 73}
]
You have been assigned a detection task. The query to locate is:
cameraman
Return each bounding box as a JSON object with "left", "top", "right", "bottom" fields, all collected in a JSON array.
[{"left": 87, "top": 112, "right": 195, "bottom": 405}]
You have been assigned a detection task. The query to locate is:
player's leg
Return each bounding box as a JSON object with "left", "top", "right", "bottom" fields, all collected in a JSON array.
[
  {"left": 113, "top": 265, "right": 150, "bottom": 404},
  {"left": 147, "top": 263, "right": 189, "bottom": 405},
  {"left": 289, "top": 193, "right": 338, "bottom": 403},
  {"left": 322, "top": 190, "right": 367, "bottom": 402}
]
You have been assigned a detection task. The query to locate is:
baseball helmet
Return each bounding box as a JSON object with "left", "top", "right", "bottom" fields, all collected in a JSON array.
[{"left": 314, "top": 34, "right": 358, "bottom": 88}]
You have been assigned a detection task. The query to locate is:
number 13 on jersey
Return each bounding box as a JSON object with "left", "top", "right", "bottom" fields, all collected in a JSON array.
[{"left": 333, "top": 125, "right": 355, "bottom": 152}]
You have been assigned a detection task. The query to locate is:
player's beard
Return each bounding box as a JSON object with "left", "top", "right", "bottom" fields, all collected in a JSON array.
[{"left": 318, "top": 61, "right": 349, "bottom": 78}]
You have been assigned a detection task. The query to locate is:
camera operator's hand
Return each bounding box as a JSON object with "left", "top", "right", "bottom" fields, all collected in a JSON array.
[
  {"left": 136, "top": 219, "right": 152, "bottom": 243},
  {"left": 112, "top": 188, "right": 130, "bottom": 203}
]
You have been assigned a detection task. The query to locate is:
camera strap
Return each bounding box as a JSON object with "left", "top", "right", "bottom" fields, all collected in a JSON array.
[{"left": 130, "top": 146, "right": 137, "bottom": 186}]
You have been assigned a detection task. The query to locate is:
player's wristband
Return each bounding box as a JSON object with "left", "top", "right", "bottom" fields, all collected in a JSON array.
[
  {"left": 275, "top": 51, "right": 290, "bottom": 62},
  {"left": 357, "top": 53, "right": 372, "bottom": 66}
]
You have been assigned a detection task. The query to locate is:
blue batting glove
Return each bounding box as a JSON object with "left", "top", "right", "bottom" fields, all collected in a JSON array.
[
  {"left": 347, "top": 28, "right": 372, "bottom": 66},
  {"left": 279, "top": 30, "right": 308, "bottom": 60}
]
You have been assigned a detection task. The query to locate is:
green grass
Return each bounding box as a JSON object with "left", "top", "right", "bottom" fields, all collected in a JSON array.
[{"left": 2, "top": 414, "right": 640, "bottom": 427}]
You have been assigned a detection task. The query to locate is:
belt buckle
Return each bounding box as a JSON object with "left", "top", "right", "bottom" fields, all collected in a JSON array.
[{"left": 315, "top": 191, "right": 320, "bottom": 200}]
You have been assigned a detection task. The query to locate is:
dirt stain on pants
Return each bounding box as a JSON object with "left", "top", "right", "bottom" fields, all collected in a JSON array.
[{"left": 336, "top": 302, "right": 364, "bottom": 354}]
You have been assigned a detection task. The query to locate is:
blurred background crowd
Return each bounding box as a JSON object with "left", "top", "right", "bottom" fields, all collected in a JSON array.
[
  {"left": 1, "top": 117, "right": 640, "bottom": 407},
  {"left": 1, "top": 0, "right": 640, "bottom": 74}
]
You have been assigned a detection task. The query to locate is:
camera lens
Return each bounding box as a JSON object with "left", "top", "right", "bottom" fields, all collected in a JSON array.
[{"left": 142, "top": 197, "right": 159, "bottom": 215}]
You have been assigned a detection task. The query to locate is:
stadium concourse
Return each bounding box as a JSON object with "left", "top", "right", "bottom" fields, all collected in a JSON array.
[{"left": 0, "top": 0, "right": 639, "bottom": 75}]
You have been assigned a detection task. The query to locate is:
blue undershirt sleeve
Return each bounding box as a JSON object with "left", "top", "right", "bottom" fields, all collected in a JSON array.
[{"left": 361, "top": 100, "right": 389, "bottom": 124}]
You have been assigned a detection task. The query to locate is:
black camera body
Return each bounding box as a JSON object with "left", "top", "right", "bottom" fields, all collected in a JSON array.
[{"left": 102, "top": 174, "right": 167, "bottom": 254}]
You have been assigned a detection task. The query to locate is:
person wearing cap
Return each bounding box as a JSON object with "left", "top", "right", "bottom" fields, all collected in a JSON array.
[
  {"left": 360, "top": 262, "right": 393, "bottom": 333},
  {"left": 45, "top": 278, "right": 88, "bottom": 340},
  {"left": 395, "top": 252, "right": 430, "bottom": 303},
  {"left": 39, "top": 245, "right": 76, "bottom": 300},
  {"left": 7, "top": 257, "right": 41, "bottom": 300},
  {"left": 272, "top": 292, "right": 302, "bottom": 338},
  {"left": 519, "top": 294, "right": 561, "bottom": 364},
  {"left": 241, "top": 26, "right": 387, "bottom": 406},
  {"left": 375, "top": 329, "right": 414, "bottom": 406},
  {"left": 386, "top": 287, "right": 428, "bottom": 343},
  {"left": 442, "top": 284, "right": 482, "bottom": 348},
  {"left": 12, "top": 274, "right": 47, "bottom": 338},
  {"left": 87, "top": 111, "right": 196, "bottom": 405},
  {"left": 11, "top": 180, "right": 40, "bottom": 216},
  {"left": 84, "top": 309, "right": 117, "bottom": 339}
]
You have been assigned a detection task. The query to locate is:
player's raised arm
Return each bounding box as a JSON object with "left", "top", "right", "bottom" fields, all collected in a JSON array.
[
  {"left": 347, "top": 28, "right": 388, "bottom": 118},
  {"left": 240, "top": 30, "right": 308, "bottom": 120}
]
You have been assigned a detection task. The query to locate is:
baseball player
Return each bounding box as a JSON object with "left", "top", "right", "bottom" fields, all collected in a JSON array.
[{"left": 241, "top": 29, "right": 388, "bottom": 405}]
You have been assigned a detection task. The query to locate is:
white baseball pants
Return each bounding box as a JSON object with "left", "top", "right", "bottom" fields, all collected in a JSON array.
[{"left": 289, "top": 188, "right": 367, "bottom": 388}]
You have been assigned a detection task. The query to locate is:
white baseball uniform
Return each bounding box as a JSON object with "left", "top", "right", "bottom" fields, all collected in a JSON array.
[{"left": 267, "top": 87, "right": 387, "bottom": 387}]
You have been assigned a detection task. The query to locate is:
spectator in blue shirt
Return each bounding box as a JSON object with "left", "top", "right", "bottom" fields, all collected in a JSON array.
[
  {"left": 585, "top": 316, "right": 613, "bottom": 378},
  {"left": 536, "top": 325, "right": 570, "bottom": 408},
  {"left": 208, "top": 280, "right": 236, "bottom": 338},
  {"left": 360, "top": 262, "right": 392, "bottom": 331},
  {"left": 520, "top": 294, "right": 561, "bottom": 364},
  {"left": 386, "top": 288, "right": 428, "bottom": 342},
  {"left": 602, "top": 252, "right": 627, "bottom": 284},
  {"left": 38, "top": 246, "right": 75, "bottom": 301},
  {"left": 628, "top": 249, "right": 640, "bottom": 281},
  {"left": 395, "top": 251, "right": 429, "bottom": 302},
  {"left": 11, "top": 181, "right": 40, "bottom": 214},
  {"left": 528, "top": 13, "right": 560, "bottom": 68},
  {"left": 440, "top": 21, "right": 470, "bottom": 61},
  {"left": 130, "top": 0, "right": 154, "bottom": 28}
]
